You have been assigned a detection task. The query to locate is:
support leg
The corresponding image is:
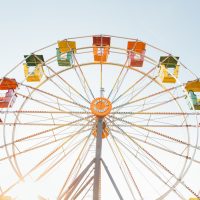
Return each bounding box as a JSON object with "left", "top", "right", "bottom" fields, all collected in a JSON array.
[{"left": 93, "top": 118, "right": 103, "bottom": 200}]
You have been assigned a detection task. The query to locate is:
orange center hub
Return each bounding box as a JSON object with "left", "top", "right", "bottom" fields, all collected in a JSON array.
[{"left": 90, "top": 97, "right": 112, "bottom": 117}]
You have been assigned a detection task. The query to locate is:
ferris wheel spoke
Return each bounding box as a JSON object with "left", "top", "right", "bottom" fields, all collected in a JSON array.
[
  {"left": 112, "top": 85, "right": 181, "bottom": 110},
  {"left": 16, "top": 92, "right": 92, "bottom": 126},
  {"left": 2, "top": 120, "right": 92, "bottom": 196},
  {"left": 124, "top": 133, "right": 200, "bottom": 199},
  {"left": 109, "top": 111, "right": 198, "bottom": 127},
  {"left": 1, "top": 123, "right": 93, "bottom": 126},
  {"left": 1, "top": 114, "right": 94, "bottom": 126},
  {"left": 2, "top": 135, "right": 76, "bottom": 195},
  {"left": 113, "top": 135, "right": 188, "bottom": 200},
  {"left": 36, "top": 120, "right": 94, "bottom": 179},
  {"left": 2, "top": 116, "right": 93, "bottom": 151},
  {"left": 46, "top": 76, "right": 91, "bottom": 114},
  {"left": 109, "top": 123, "right": 192, "bottom": 199},
  {"left": 108, "top": 115, "right": 194, "bottom": 148},
  {"left": 110, "top": 112, "right": 179, "bottom": 126},
  {"left": 106, "top": 135, "right": 138, "bottom": 199},
  {"left": 111, "top": 128, "right": 200, "bottom": 165},
  {"left": 21, "top": 83, "right": 89, "bottom": 110},
  {"left": 1, "top": 110, "right": 90, "bottom": 114},
  {"left": 134, "top": 95, "right": 185, "bottom": 113},
  {"left": 36, "top": 134, "right": 90, "bottom": 182},
  {"left": 47, "top": 78, "right": 89, "bottom": 111},
  {"left": 109, "top": 120, "right": 200, "bottom": 199},
  {"left": 111, "top": 111, "right": 200, "bottom": 116},
  {"left": 125, "top": 78, "right": 155, "bottom": 105},
  {"left": 108, "top": 118, "right": 188, "bottom": 166},
  {"left": 111, "top": 109, "right": 199, "bottom": 131},
  {"left": 46, "top": 65, "right": 90, "bottom": 104},
  {"left": 72, "top": 53, "right": 95, "bottom": 100},
  {"left": 0, "top": 131, "right": 84, "bottom": 162},
  {"left": 110, "top": 116, "right": 196, "bottom": 148},
  {"left": 1, "top": 110, "right": 90, "bottom": 125},
  {"left": 0, "top": 126, "right": 71, "bottom": 150},
  {"left": 108, "top": 119, "right": 200, "bottom": 165},
  {"left": 107, "top": 57, "right": 129, "bottom": 101},
  {"left": 112, "top": 66, "right": 156, "bottom": 104},
  {"left": 57, "top": 133, "right": 95, "bottom": 198},
  {"left": 68, "top": 136, "right": 95, "bottom": 186},
  {"left": 110, "top": 114, "right": 198, "bottom": 128},
  {"left": 108, "top": 130, "right": 144, "bottom": 200},
  {"left": 11, "top": 119, "right": 92, "bottom": 177},
  {"left": 17, "top": 92, "right": 68, "bottom": 112},
  {"left": 16, "top": 93, "right": 88, "bottom": 120},
  {"left": 108, "top": 124, "right": 200, "bottom": 128}
]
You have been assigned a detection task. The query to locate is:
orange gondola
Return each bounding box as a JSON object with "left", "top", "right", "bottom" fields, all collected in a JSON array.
[
  {"left": 0, "top": 78, "right": 18, "bottom": 108},
  {"left": 93, "top": 36, "right": 110, "bottom": 62}
]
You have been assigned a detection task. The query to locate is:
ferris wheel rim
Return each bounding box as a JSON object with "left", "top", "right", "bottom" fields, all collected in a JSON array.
[{"left": 1, "top": 35, "right": 200, "bottom": 199}]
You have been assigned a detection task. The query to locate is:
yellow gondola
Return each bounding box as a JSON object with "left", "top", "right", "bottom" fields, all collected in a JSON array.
[
  {"left": 159, "top": 56, "right": 179, "bottom": 83},
  {"left": 57, "top": 40, "right": 76, "bottom": 53},
  {"left": 185, "top": 79, "right": 200, "bottom": 110},
  {"left": 57, "top": 40, "right": 76, "bottom": 66},
  {"left": 23, "top": 54, "right": 44, "bottom": 82}
]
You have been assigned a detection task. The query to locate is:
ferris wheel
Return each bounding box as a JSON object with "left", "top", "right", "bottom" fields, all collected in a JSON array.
[{"left": 0, "top": 34, "right": 200, "bottom": 200}]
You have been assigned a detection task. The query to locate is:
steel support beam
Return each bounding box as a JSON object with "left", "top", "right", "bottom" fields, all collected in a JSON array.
[
  {"left": 93, "top": 118, "right": 103, "bottom": 200},
  {"left": 62, "top": 159, "right": 94, "bottom": 200},
  {"left": 101, "top": 159, "right": 124, "bottom": 200}
]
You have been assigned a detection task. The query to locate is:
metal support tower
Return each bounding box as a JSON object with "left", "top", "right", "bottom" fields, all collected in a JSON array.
[{"left": 93, "top": 118, "right": 103, "bottom": 200}]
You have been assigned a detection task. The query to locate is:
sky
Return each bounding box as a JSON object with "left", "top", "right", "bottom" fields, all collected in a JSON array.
[
  {"left": 0, "top": 0, "right": 200, "bottom": 76},
  {"left": 0, "top": 0, "right": 200, "bottom": 199}
]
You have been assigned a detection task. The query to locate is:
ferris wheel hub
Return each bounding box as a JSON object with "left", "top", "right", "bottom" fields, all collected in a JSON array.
[{"left": 90, "top": 97, "right": 112, "bottom": 117}]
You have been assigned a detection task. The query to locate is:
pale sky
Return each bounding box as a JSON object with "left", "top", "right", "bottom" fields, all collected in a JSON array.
[{"left": 0, "top": 0, "right": 200, "bottom": 75}]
